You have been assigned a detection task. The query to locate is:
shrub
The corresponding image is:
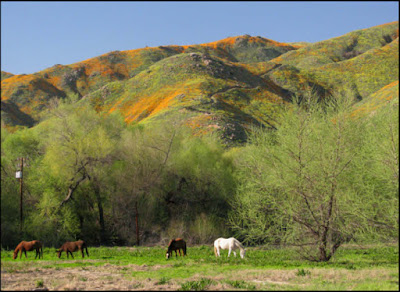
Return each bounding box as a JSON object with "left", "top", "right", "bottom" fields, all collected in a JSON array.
[
  {"left": 226, "top": 280, "right": 256, "bottom": 290},
  {"left": 156, "top": 277, "right": 170, "bottom": 285},
  {"left": 35, "top": 280, "right": 44, "bottom": 288},
  {"left": 179, "top": 278, "right": 214, "bottom": 291},
  {"left": 296, "top": 268, "right": 311, "bottom": 277}
]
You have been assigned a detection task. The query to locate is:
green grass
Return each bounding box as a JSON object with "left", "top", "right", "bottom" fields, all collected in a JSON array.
[
  {"left": 179, "top": 278, "right": 215, "bottom": 291},
  {"left": 226, "top": 279, "right": 257, "bottom": 290},
  {"left": 1, "top": 244, "right": 398, "bottom": 290},
  {"left": 2, "top": 244, "right": 398, "bottom": 269}
]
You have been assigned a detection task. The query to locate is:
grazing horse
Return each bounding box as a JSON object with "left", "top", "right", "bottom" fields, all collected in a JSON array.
[
  {"left": 57, "top": 240, "right": 89, "bottom": 259},
  {"left": 214, "top": 237, "right": 246, "bottom": 259},
  {"left": 13, "top": 240, "right": 43, "bottom": 259},
  {"left": 166, "top": 238, "right": 187, "bottom": 259}
]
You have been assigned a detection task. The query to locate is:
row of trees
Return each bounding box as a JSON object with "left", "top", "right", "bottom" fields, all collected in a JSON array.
[
  {"left": 1, "top": 92, "right": 398, "bottom": 261},
  {"left": 1, "top": 96, "right": 235, "bottom": 248}
]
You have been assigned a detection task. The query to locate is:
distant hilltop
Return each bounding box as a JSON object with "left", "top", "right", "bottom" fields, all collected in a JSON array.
[{"left": 1, "top": 21, "right": 398, "bottom": 144}]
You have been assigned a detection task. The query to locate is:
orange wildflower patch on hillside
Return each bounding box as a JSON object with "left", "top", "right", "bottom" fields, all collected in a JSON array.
[
  {"left": 186, "top": 114, "right": 216, "bottom": 136},
  {"left": 373, "top": 80, "right": 399, "bottom": 101},
  {"left": 1, "top": 75, "right": 36, "bottom": 101},
  {"left": 350, "top": 80, "right": 398, "bottom": 118},
  {"left": 181, "top": 35, "right": 296, "bottom": 52},
  {"left": 46, "top": 75, "right": 62, "bottom": 88},
  {"left": 120, "top": 85, "right": 187, "bottom": 124}
]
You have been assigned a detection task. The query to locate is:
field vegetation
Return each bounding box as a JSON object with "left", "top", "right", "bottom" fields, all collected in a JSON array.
[{"left": 1, "top": 244, "right": 398, "bottom": 290}]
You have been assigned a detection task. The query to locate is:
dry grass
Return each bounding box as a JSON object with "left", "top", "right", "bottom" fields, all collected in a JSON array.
[{"left": 1, "top": 264, "right": 397, "bottom": 291}]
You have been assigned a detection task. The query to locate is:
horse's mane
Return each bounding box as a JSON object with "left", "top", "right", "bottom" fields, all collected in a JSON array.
[{"left": 233, "top": 238, "right": 245, "bottom": 250}]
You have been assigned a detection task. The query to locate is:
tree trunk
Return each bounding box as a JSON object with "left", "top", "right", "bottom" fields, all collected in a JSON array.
[
  {"left": 135, "top": 200, "right": 140, "bottom": 246},
  {"left": 92, "top": 179, "right": 106, "bottom": 245}
]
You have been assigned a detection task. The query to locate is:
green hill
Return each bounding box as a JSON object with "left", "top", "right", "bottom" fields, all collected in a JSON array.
[{"left": 1, "top": 21, "right": 398, "bottom": 143}]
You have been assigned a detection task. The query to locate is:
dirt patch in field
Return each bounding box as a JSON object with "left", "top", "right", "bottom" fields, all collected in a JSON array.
[
  {"left": 1, "top": 264, "right": 397, "bottom": 290},
  {"left": 1, "top": 264, "right": 181, "bottom": 291},
  {"left": 1, "top": 264, "right": 294, "bottom": 291}
]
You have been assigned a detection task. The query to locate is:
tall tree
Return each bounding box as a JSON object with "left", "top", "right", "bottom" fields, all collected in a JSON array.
[
  {"left": 29, "top": 101, "right": 121, "bottom": 245},
  {"left": 229, "top": 92, "right": 397, "bottom": 261}
]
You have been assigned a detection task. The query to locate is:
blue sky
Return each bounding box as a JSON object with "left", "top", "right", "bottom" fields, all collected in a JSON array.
[{"left": 1, "top": 1, "right": 398, "bottom": 74}]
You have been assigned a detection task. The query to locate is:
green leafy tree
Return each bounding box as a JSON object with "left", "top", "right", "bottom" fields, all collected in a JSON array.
[
  {"left": 163, "top": 133, "right": 236, "bottom": 243},
  {"left": 351, "top": 96, "right": 399, "bottom": 241},
  {"left": 1, "top": 127, "right": 42, "bottom": 246},
  {"left": 229, "top": 92, "right": 396, "bottom": 261},
  {"left": 110, "top": 121, "right": 179, "bottom": 245},
  {"left": 26, "top": 100, "right": 122, "bottom": 245}
]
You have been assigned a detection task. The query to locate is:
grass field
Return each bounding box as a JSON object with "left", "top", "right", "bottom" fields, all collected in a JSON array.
[{"left": 1, "top": 243, "right": 398, "bottom": 290}]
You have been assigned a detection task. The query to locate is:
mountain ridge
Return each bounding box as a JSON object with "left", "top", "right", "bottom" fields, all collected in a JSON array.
[{"left": 1, "top": 21, "right": 398, "bottom": 143}]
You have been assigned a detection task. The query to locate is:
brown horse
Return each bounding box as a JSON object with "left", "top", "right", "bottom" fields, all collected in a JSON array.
[
  {"left": 57, "top": 240, "right": 89, "bottom": 259},
  {"left": 13, "top": 240, "right": 43, "bottom": 259},
  {"left": 166, "top": 238, "right": 187, "bottom": 259}
]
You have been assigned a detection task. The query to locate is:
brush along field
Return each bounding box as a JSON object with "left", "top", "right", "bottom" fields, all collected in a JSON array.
[{"left": 1, "top": 243, "right": 398, "bottom": 291}]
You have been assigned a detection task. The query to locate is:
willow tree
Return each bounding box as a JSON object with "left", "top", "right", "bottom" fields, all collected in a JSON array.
[
  {"left": 28, "top": 100, "right": 123, "bottom": 245},
  {"left": 229, "top": 92, "right": 396, "bottom": 261}
]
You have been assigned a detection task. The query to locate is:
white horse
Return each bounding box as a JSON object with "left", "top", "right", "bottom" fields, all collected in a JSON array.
[{"left": 214, "top": 237, "right": 246, "bottom": 259}]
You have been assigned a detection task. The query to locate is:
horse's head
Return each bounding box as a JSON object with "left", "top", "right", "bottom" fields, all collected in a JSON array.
[
  {"left": 12, "top": 251, "right": 18, "bottom": 259},
  {"left": 166, "top": 251, "right": 171, "bottom": 259},
  {"left": 56, "top": 249, "right": 62, "bottom": 258},
  {"left": 240, "top": 249, "right": 246, "bottom": 259}
]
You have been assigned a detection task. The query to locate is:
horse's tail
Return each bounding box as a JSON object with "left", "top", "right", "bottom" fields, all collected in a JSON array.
[
  {"left": 86, "top": 246, "right": 89, "bottom": 257},
  {"left": 183, "top": 244, "right": 187, "bottom": 256}
]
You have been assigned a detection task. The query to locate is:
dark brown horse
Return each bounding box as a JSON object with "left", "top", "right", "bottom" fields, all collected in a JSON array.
[
  {"left": 57, "top": 240, "right": 89, "bottom": 259},
  {"left": 166, "top": 238, "right": 187, "bottom": 259},
  {"left": 13, "top": 240, "right": 43, "bottom": 259}
]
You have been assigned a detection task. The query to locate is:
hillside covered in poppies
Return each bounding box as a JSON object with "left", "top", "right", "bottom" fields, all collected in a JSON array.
[{"left": 2, "top": 21, "right": 398, "bottom": 144}]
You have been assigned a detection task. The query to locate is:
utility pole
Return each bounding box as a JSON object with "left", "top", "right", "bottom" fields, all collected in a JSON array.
[{"left": 16, "top": 157, "right": 28, "bottom": 232}]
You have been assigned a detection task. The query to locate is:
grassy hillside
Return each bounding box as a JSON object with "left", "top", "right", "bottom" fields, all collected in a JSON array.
[
  {"left": 1, "top": 35, "right": 297, "bottom": 138},
  {"left": 1, "top": 71, "right": 14, "bottom": 81},
  {"left": 1, "top": 22, "right": 398, "bottom": 142},
  {"left": 82, "top": 52, "right": 288, "bottom": 143},
  {"left": 351, "top": 80, "right": 399, "bottom": 118},
  {"left": 265, "top": 21, "right": 398, "bottom": 100}
]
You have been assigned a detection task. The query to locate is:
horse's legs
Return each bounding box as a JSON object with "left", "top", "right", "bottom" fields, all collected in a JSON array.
[
  {"left": 35, "top": 249, "right": 38, "bottom": 259},
  {"left": 233, "top": 251, "right": 237, "bottom": 257},
  {"left": 178, "top": 249, "right": 182, "bottom": 256},
  {"left": 70, "top": 251, "right": 74, "bottom": 259},
  {"left": 86, "top": 247, "right": 89, "bottom": 257},
  {"left": 81, "top": 248, "right": 84, "bottom": 258},
  {"left": 228, "top": 248, "right": 232, "bottom": 257},
  {"left": 24, "top": 249, "right": 28, "bottom": 259}
]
